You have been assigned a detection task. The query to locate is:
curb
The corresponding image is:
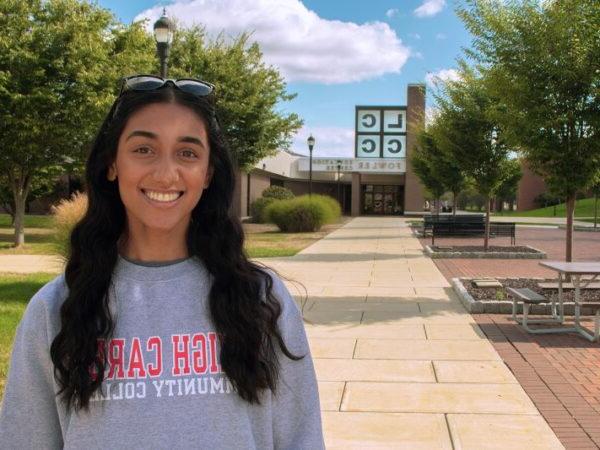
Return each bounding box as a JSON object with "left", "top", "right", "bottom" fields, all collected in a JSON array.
[
  {"left": 425, "top": 245, "right": 547, "bottom": 259},
  {"left": 452, "top": 277, "right": 599, "bottom": 315}
]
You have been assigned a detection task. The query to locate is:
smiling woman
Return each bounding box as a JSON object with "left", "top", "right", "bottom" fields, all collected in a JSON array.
[{"left": 0, "top": 77, "right": 325, "bottom": 449}]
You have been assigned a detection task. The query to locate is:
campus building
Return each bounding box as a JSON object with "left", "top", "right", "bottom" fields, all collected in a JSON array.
[{"left": 232, "top": 84, "right": 428, "bottom": 218}]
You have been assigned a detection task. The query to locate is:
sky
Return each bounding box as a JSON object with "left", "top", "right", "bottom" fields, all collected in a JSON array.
[{"left": 97, "top": 0, "right": 473, "bottom": 158}]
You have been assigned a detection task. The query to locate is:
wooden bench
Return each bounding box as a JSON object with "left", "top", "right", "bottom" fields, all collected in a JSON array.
[{"left": 506, "top": 287, "right": 563, "bottom": 333}]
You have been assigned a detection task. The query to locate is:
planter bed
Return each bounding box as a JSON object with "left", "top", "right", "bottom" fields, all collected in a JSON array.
[
  {"left": 452, "top": 276, "right": 600, "bottom": 314},
  {"left": 425, "top": 245, "right": 546, "bottom": 259}
]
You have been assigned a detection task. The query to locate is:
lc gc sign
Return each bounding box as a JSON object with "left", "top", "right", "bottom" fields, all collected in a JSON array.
[{"left": 355, "top": 106, "right": 406, "bottom": 159}]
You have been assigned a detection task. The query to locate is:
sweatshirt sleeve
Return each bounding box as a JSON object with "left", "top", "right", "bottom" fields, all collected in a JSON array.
[
  {"left": 0, "top": 282, "right": 64, "bottom": 449},
  {"left": 267, "top": 271, "right": 325, "bottom": 450}
]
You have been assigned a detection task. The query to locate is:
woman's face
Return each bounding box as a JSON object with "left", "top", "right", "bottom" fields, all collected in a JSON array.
[{"left": 108, "top": 102, "right": 214, "bottom": 233}]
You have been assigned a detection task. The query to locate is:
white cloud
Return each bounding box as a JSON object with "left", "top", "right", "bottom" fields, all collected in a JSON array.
[
  {"left": 385, "top": 8, "right": 399, "bottom": 18},
  {"left": 414, "top": 0, "right": 446, "bottom": 18},
  {"left": 409, "top": 33, "right": 421, "bottom": 40},
  {"left": 425, "top": 68, "right": 460, "bottom": 87},
  {"left": 291, "top": 126, "right": 355, "bottom": 157},
  {"left": 135, "top": 0, "right": 410, "bottom": 85},
  {"left": 435, "top": 32, "right": 446, "bottom": 40}
]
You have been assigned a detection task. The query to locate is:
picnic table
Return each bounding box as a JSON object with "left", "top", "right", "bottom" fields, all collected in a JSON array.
[{"left": 537, "top": 261, "right": 600, "bottom": 342}]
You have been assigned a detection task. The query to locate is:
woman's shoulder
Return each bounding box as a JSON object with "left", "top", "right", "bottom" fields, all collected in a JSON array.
[{"left": 18, "top": 273, "right": 68, "bottom": 340}]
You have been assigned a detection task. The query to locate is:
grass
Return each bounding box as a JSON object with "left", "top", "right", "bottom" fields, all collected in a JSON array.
[
  {"left": 0, "top": 272, "right": 57, "bottom": 399},
  {"left": 0, "top": 214, "right": 54, "bottom": 229},
  {"left": 493, "top": 197, "right": 599, "bottom": 218},
  {"left": 0, "top": 213, "right": 351, "bottom": 258}
]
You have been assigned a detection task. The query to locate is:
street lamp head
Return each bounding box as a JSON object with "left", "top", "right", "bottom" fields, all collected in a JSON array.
[
  {"left": 153, "top": 8, "right": 175, "bottom": 44},
  {"left": 307, "top": 134, "right": 315, "bottom": 152}
]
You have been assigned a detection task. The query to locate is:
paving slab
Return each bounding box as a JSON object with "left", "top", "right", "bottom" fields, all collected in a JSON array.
[
  {"left": 322, "top": 412, "right": 453, "bottom": 450},
  {"left": 447, "top": 413, "right": 564, "bottom": 449},
  {"left": 354, "top": 338, "right": 502, "bottom": 361},
  {"left": 341, "top": 381, "right": 539, "bottom": 414},
  {"left": 314, "top": 359, "right": 435, "bottom": 383},
  {"left": 433, "top": 360, "right": 518, "bottom": 384},
  {"left": 318, "top": 381, "right": 345, "bottom": 411}
]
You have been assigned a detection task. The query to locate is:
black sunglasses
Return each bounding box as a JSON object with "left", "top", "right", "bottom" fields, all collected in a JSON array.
[{"left": 118, "top": 74, "right": 215, "bottom": 98}]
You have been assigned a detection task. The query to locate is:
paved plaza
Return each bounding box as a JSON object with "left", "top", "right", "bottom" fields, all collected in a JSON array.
[{"left": 257, "top": 217, "right": 564, "bottom": 449}]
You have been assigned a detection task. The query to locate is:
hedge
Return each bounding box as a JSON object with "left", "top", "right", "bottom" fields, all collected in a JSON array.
[{"left": 264, "top": 194, "right": 341, "bottom": 232}]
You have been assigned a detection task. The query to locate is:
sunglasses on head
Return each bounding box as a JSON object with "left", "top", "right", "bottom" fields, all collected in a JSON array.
[{"left": 118, "top": 74, "right": 215, "bottom": 98}]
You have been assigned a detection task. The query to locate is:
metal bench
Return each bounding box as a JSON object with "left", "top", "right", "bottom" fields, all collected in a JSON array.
[{"left": 506, "top": 287, "right": 564, "bottom": 333}]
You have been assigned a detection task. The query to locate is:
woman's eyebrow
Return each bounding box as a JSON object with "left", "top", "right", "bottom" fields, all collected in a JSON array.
[{"left": 126, "top": 130, "right": 205, "bottom": 148}]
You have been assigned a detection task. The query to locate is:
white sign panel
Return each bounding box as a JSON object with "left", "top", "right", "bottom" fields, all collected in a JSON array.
[
  {"left": 383, "top": 110, "right": 406, "bottom": 133},
  {"left": 356, "top": 110, "right": 380, "bottom": 132},
  {"left": 382, "top": 135, "right": 406, "bottom": 158},
  {"left": 356, "top": 135, "right": 380, "bottom": 158},
  {"left": 298, "top": 158, "right": 406, "bottom": 173}
]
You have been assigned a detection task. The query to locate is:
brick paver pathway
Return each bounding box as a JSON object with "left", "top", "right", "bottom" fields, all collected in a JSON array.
[{"left": 427, "top": 226, "right": 600, "bottom": 449}]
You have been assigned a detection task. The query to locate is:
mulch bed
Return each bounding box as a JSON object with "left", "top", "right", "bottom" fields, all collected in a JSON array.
[
  {"left": 432, "top": 245, "right": 539, "bottom": 253},
  {"left": 462, "top": 277, "right": 600, "bottom": 303}
]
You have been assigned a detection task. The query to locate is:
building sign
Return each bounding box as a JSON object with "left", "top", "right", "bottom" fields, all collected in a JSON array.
[
  {"left": 355, "top": 106, "right": 406, "bottom": 159},
  {"left": 298, "top": 158, "right": 405, "bottom": 173}
]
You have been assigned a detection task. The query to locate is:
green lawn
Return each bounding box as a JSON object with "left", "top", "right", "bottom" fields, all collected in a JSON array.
[
  {"left": 0, "top": 273, "right": 57, "bottom": 399},
  {"left": 493, "top": 197, "right": 599, "bottom": 218},
  {"left": 0, "top": 214, "right": 54, "bottom": 229}
]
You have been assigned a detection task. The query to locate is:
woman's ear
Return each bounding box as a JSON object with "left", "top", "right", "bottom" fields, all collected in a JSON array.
[{"left": 107, "top": 164, "right": 117, "bottom": 181}]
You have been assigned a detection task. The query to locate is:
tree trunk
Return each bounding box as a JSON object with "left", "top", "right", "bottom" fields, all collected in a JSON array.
[
  {"left": 484, "top": 196, "right": 491, "bottom": 251},
  {"left": 565, "top": 195, "right": 575, "bottom": 262},
  {"left": 594, "top": 193, "right": 598, "bottom": 230},
  {"left": 8, "top": 168, "right": 32, "bottom": 248},
  {"left": 435, "top": 197, "right": 441, "bottom": 215},
  {"left": 452, "top": 191, "right": 457, "bottom": 216}
]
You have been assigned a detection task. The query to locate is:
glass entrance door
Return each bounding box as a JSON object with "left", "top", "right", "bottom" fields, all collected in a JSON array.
[{"left": 362, "top": 185, "right": 404, "bottom": 215}]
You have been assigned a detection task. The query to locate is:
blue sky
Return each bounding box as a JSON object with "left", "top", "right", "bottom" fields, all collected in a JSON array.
[{"left": 98, "top": 0, "right": 472, "bottom": 157}]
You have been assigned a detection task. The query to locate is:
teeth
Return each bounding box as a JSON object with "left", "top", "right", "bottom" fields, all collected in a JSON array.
[{"left": 144, "top": 190, "right": 181, "bottom": 202}]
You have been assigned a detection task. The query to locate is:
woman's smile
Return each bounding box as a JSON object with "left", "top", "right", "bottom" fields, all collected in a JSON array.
[{"left": 140, "top": 188, "right": 185, "bottom": 207}]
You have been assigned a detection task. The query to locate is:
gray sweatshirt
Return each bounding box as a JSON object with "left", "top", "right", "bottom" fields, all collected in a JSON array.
[{"left": 0, "top": 254, "right": 325, "bottom": 450}]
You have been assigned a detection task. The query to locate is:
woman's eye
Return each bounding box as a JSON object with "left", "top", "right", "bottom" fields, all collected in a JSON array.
[
  {"left": 181, "top": 149, "right": 198, "bottom": 159},
  {"left": 134, "top": 146, "right": 152, "bottom": 155}
]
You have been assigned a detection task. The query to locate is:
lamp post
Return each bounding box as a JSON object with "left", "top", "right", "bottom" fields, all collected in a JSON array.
[
  {"left": 153, "top": 8, "right": 175, "bottom": 78},
  {"left": 307, "top": 135, "right": 315, "bottom": 197},
  {"left": 336, "top": 159, "right": 342, "bottom": 208}
]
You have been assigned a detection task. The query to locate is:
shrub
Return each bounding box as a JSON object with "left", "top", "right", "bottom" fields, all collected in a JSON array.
[
  {"left": 265, "top": 194, "right": 341, "bottom": 232},
  {"left": 261, "top": 185, "right": 294, "bottom": 200},
  {"left": 249, "top": 197, "right": 275, "bottom": 223},
  {"left": 50, "top": 191, "right": 87, "bottom": 261}
]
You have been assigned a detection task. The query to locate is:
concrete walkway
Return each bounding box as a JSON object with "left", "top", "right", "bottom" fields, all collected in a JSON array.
[{"left": 257, "top": 217, "right": 564, "bottom": 449}]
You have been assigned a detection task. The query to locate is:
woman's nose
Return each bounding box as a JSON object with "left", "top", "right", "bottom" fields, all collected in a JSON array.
[{"left": 151, "top": 155, "right": 180, "bottom": 185}]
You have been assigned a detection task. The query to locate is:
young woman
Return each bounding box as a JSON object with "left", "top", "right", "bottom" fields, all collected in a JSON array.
[{"left": 0, "top": 75, "right": 325, "bottom": 449}]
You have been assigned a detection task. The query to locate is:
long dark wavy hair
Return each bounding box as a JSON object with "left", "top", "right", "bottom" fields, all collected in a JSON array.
[{"left": 50, "top": 83, "right": 306, "bottom": 413}]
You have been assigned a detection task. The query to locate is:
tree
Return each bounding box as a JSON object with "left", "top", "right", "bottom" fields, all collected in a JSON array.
[
  {"left": 494, "top": 158, "right": 522, "bottom": 212},
  {"left": 432, "top": 65, "right": 512, "bottom": 250},
  {"left": 0, "top": 0, "right": 154, "bottom": 248},
  {"left": 413, "top": 126, "right": 467, "bottom": 215},
  {"left": 166, "top": 26, "right": 302, "bottom": 171},
  {"left": 412, "top": 130, "right": 447, "bottom": 214},
  {"left": 458, "top": 0, "right": 600, "bottom": 261}
]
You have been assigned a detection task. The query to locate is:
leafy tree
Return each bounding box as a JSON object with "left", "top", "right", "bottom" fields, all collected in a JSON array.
[
  {"left": 412, "top": 130, "right": 447, "bottom": 214},
  {"left": 0, "top": 0, "right": 154, "bottom": 247},
  {"left": 432, "top": 65, "right": 512, "bottom": 250},
  {"left": 458, "top": 0, "right": 600, "bottom": 260},
  {"left": 494, "top": 158, "right": 522, "bottom": 212},
  {"left": 166, "top": 26, "right": 302, "bottom": 171}
]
